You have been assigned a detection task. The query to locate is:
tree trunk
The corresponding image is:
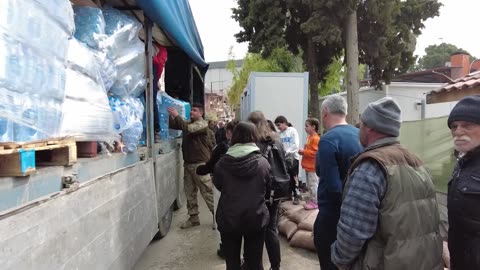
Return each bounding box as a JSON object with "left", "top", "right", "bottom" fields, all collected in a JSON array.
[
  {"left": 307, "top": 38, "right": 320, "bottom": 118},
  {"left": 345, "top": 10, "right": 360, "bottom": 125}
]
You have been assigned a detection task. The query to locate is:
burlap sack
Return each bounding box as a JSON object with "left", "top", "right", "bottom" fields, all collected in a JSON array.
[
  {"left": 278, "top": 218, "right": 299, "bottom": 240},
  {"left": 443, "top": 241, "right": 450, "bottom": 269},
  {"left": 289, "top": 208, "right": 314, "bottom": 224},
  {"left": 280, "top": 201, "right": 304, "bottom": 217},
  {"left": 298, "top": 209, "right": 318, "bottom": 232},
  {"left": 289, "top": 230, "right": 316, "bottom": 251}
]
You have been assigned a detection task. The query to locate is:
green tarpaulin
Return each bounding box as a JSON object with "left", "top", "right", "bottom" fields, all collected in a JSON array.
[{"left": 399, "top": 117, "right": 455, "bottom": 193}]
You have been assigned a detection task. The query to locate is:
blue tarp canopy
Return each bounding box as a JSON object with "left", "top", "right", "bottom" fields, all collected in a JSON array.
[{"left": 137, "top": 0, "right": 208, "bottom": 73}]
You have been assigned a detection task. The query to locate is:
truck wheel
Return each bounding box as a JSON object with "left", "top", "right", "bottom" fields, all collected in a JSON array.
[{"left": 154, "top": 204, "right": 174, "bottom": 239}]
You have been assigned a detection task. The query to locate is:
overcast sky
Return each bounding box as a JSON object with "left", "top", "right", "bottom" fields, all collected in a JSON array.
[{"left": 189, "top": 0, "right": 480, "bottom": 63}]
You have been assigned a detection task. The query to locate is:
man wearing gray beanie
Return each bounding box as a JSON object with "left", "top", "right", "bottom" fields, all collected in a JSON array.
[
  {"left": 331, "top": 97, "right": 442, "bottom": 270},
  {"left": 446, "top": 95, "right": 480, "bottom": 270}
]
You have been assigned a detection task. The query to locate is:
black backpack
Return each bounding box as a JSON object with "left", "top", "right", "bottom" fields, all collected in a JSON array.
[{"left": 262, "top": 140, "right": 291, "bottom": 201}]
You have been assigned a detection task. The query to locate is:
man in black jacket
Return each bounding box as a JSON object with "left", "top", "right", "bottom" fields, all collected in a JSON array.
[{"left": 447, "top": 95, "right": 480, "bottom": 269}]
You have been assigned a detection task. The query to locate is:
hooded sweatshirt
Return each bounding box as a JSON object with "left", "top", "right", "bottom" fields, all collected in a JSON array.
[
  {"left": 214, "top": 143, "right": 271, "bottom": 233},
  {"left": 279, "top": 126, "right": 300, "bottom": 160}
]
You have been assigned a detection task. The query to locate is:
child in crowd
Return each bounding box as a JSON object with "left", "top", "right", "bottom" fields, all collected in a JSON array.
[{"left": 299, "top": 118, "right": 320, "bottom": 210}]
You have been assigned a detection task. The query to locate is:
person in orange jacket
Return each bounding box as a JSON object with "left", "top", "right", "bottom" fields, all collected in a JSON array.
[{"left": 299, "top": 118, "right": 321, "bottom": 210}]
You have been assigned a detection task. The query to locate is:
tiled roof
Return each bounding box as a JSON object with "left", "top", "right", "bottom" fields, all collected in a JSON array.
[{"left": 430, "top": 71, "right": 480, "bottom": 94}]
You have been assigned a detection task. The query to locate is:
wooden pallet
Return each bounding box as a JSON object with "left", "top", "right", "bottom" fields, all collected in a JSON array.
[{"left": 0, "top": 137, "right": 77, "bottom": 177}]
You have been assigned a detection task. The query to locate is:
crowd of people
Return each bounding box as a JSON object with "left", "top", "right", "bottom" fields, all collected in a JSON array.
[{"left": 167, "top": 94, "right": 480, "bottom": 270}]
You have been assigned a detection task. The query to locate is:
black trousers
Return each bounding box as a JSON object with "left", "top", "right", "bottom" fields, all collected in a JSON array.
[
  {"left": 287, "top": 159, "right": 299, "bottom": 197},
  {"left": 221, "top": 229, "right": 265, "bottom": 270},
  {"left": 265, "top": 201, "right": 281, "bottom": 268},
  {"left": 313, "top": 208, "right": 340, "bottom": 270}
]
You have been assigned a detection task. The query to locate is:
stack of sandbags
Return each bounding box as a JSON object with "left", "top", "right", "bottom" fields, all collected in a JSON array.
[{"left": 278, "top": 201, "right": 318, "bottom": 251}]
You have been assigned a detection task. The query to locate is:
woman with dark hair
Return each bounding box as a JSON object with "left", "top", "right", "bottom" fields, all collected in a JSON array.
[
  {"left": 197, "top": 120, "right": 239, "bottom": 259},
  {"left": 248, "top": 111, "right": 288, "bottom": 270},
  {"left": 214, "top": 121, "right": 271, "bottom": 270},
  {"left": 274, "top": 115, "right": 300, "bottom": 204}
]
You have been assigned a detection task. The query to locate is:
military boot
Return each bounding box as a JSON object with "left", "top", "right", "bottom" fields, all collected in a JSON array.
[{"left": 180, "top": 216, "right": 200, "bottom": 229}]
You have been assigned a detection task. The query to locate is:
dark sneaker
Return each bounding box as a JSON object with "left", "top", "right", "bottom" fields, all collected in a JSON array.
[{"left": 292, "top": 196, "right": 300, "bottom": 205}]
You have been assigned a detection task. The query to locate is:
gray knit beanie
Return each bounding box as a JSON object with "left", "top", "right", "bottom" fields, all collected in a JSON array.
[{"left": 361, "top": 97, "right": 402, "bottom": 137}]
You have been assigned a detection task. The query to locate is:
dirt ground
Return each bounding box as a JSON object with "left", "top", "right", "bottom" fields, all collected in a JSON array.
[{"left": 134, "top": 198, "right": 319, "bottom": 270}]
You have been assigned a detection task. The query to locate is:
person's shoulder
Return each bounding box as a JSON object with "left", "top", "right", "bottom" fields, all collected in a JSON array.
[{"left": 257, "top": 154, "right": 271, "bottom": 169}]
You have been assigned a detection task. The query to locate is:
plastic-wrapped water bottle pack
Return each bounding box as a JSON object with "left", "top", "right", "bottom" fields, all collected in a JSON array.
[
  {"left": 0, "top": 89, "right": 66, "bottom": 142},
  {"left": 109, "top": 39, "right": 146, "bottom": 97},
  {"left": 0, "top": 0, "right": 74, "bottom": 60},
  {"left": 61, "top": 68, "right": 117, "bottom": 142},
  {"left": 0, "top": 117, "right": 13, "bottom": 143},
  {"left": 0, "top": 0, "right": 74, "bottom": 142},
  {"left": 157, "top": 91, "right": 191, "bottom": 140},
  {"left": 73, "top": 6, "right": 106, "bottom": 50},
  {"left": 32, "top": 0, "right": 75, "bottom": 35},
  {"left": 109, "top": 96, "right": 145, "bottom": 152},
  {"left": 102, "top": 6, "right": 142, "bottom": 45},
  {"left": 67, "top": 39, "right": 104, "bottom": 86},
  {"left": 72, "top": 5, "right": 146, "bottom": 98}
]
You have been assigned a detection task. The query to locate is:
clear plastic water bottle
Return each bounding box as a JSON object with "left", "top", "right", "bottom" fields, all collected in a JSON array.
[
  {"left": 122, "top": 120, "right": 142, "bottom": 152},
  {"left": 110, "top": 97, "right": 128, "bottom": 133},
  {"left": 14, "top": 98, "right": 43, "bottom": 142},
  {"left": 159, "top": 113, "right": 169, "bottom": 140},
  {"left": 0, "top": 38, "right": 8, "bottom": 89},
  {"left": 6, "top": 40, "right": 24, "bottom": 92},
  {"left": 0, "top": 117, "right": 12, "bottom": 142}
]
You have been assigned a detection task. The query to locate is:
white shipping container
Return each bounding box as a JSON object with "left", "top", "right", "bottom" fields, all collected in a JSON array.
[{"left": 240, "top": 72, "right": 309, "bottom": 181}]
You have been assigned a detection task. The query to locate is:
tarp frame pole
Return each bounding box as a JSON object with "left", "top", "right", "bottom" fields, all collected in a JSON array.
[{"left": 144, "top": 14, "right": 155, "bottom": 160}]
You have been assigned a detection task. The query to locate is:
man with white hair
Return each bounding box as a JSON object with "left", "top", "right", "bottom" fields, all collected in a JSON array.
[
  {"left": 446, "top": 95, "right": 480, "bottom": 270},
  {"left": 313, "top": 95, "right": 362, "bottom": 270},
  {"left": 331, "top": 97, "right": 442, "bottom": 270}
]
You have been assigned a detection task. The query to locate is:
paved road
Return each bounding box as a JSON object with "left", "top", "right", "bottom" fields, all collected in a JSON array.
[{"left": 134, "top": 198, "right": 319, "bottom": 270}]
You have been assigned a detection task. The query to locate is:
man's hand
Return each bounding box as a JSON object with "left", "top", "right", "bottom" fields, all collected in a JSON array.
[
  {"left": 167, "top": 107, "right": 179, "bottom": 117},
  {"left": 298, "top": 148, "right": 305, "bottom": 155}
]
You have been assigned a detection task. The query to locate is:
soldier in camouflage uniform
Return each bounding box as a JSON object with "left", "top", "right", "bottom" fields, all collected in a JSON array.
[{"left": 168, "top": 104, "right": 215, "bottom": 229}]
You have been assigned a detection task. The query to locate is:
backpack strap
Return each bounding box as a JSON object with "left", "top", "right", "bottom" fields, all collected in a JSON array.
[{"left": 262, "top": 143, "right": 273, "bottom": 160}]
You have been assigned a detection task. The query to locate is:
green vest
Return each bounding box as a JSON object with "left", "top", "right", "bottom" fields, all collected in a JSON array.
[{"left": 346, "top": 139, "right": 443, "bottom": 270}]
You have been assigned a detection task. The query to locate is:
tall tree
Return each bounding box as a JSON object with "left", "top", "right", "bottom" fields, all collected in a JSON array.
[
  {"left": 417, "top": 43, "right": 474, "bottom": 70},
  {"left": 232, "top": 0, "right": 441, "bottom": 118}
]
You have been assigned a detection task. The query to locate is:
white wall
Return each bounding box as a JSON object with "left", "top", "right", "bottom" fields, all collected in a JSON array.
[
  {"left": 320, "top": 82, "right": 450, "bottom": 121},
  {"left": 253, "top": 75, "right": 307, "bottom": 135},
  {"left": 204, "top": 67, "right": 240, "bottom": 93},
  {"left": 244, "top": 72, "right": 309, "bottom": 182}
]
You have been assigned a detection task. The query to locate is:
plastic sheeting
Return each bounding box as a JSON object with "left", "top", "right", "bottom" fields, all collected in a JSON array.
[
  {"left": 0, "top": 0, "right": 74, "bottom": 142},
  {"left": 137, "top": 0, "right": 208, "bottom": 73},
  {"left": 399, "top": 117, "right": 455, "bottom": 193}
]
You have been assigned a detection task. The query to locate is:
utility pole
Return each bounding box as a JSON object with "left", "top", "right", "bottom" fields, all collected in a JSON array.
[{"left": 345, "top": 10, "right": 360, "bottom": 125}]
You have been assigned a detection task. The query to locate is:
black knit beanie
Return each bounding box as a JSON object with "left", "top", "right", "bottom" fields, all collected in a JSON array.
[{"left": 447, "top": 95, "right": 480, "bottom": 128}]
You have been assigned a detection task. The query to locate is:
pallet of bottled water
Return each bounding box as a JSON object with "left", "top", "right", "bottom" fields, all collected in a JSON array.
[{"left": 0, "top": 0, "right": 74, "bottom": 143}]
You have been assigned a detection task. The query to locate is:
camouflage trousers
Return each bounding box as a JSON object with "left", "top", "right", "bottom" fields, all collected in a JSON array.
[{"left": 184, "top": 163, "right": 214, "bottom": 220}]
